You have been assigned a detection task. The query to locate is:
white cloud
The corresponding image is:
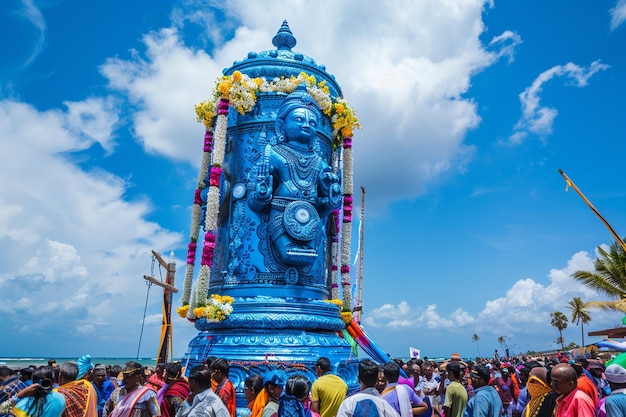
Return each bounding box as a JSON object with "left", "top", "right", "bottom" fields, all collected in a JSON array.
[
  {"left": 362, "top": 249, "right": 619, "bottom": 352},
  {"left": 99, "top": 0, "right": 521, "bottom": 215},
  {"left": 610, "top": 0, "right": 626, "bottom": 30},
  {"left": 18, "top": 239, "right": 88, "bottom": 284},
  {"left": 509, "top": 61, "right": 609, "bottom": 144},
  {"left": 423, "top": 304, "right": 455, "bottom": 329},
  {"left": 64, "top": 98, "right": 120, "bottom": 155},
  {"left": 16, "top": 0, "right": 46, "bottom": 68},
  {"left": 364, "top": 301, "right": 472, "bottom": 330},
  {"left": 100, "top": 28, "right": 223, "bottom": 164},
  {"left": 142, "top": 314, "right": 167, "bottom": 326},
  {"left": 0, "top": 99, "right": 181, "bottom": 353},
  {"left": 489, "top": 30, "right": 523, "bottom": 64}
]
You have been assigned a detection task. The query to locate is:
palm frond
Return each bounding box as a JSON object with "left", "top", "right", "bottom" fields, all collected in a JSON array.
[{"left": 584, "top": 299, "right": 626, "bottom": 313}]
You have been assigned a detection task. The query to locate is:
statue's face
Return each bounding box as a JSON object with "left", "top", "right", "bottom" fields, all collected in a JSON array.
[{"left": 283, "top": 107, "right": 318, "bottom": 144}]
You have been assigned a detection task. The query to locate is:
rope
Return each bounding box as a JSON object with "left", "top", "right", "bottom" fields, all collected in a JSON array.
[{"left": 136, "top": 255, "right": 157, "bottom": 359}]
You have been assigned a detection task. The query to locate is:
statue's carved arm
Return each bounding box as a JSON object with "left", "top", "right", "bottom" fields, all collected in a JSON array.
[{"left": 249, "top": 145, "right": 274, "bottom": 211}]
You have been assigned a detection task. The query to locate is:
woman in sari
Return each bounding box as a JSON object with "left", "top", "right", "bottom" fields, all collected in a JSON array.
[
  {"left": 104, "top": 362, "right": 160, "bottom": 417},
  {"left": 157, "top": 363, "right": 188, "bottom": 417}
]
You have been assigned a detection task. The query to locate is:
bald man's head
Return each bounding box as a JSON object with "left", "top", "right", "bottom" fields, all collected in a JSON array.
[{"left": 550, "top": 364, "right": 577, "bottom": 396}]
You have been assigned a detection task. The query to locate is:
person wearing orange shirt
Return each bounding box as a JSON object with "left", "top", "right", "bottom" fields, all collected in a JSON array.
[{"left": 209, "top": 358, "right": 236, "bottom": 417}]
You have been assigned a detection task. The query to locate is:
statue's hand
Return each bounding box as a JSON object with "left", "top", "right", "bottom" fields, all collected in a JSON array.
[
  {"left": 255, "top": 148, "right": 273, "bottom": 203},
  {"left": 320, "top": 170, "right": 340, "bottom": 192},
  {"left": 256, "top": 174, "right": 273, "bottom": 203},
  {"left": 328, "top": 182, "right": 342, "bottom": 208},
  {"left": 319, "top": 169, "right": 342, "bottom": 209}
]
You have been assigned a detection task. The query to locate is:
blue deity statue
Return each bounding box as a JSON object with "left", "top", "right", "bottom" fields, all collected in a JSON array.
[
  {"left": 184, "top": 23, "right": 361, "bottom": 414},
  {"left": 249, "top": 87, "right": 342, "bottom": 267}
]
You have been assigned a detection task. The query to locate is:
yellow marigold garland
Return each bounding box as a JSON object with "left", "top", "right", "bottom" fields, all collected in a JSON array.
[
  {"left": 194, "top": 71, "right": 359, "bottom": 148},
  {"left": 340, "top": 311, "right": 353, "bottom": 324},
  {"left": 176, "top": 304, "right": 190, "bottom": 319}
]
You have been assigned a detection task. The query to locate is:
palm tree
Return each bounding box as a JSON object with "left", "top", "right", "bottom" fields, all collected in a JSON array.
[
  {"left": 472, "top": 333, "right": 480, "bottom": 357},
  {"left": 572, "top": 240, "right": 626, "bottom": 312},
  {"left": 567, "top": 297, "right": 592, "bottom": 347},
  {"left": 555, "top": 336, "right": 565, "bottom": 349},
  {"left": 497, "top": 336, "right": 508, "bottom": 349},
  {"left": 551, "top": 311, "right": 568, "bottom": 350}
]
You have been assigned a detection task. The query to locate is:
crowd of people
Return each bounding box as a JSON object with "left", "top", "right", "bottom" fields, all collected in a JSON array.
[
  {"left": 369, "top": 352, "right": 626, "bottom": 417},
  {"left": 1, "top": 352, "right": 626, "bottom": 417}
]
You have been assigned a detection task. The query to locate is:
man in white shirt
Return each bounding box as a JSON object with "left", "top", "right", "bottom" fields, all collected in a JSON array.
[{"left": 336, "top": 360, "right": 399, "bottom": 417}]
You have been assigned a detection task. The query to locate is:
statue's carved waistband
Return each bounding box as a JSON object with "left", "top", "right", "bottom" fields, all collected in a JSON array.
[{"left": 270, "top": 197, "right": 303, "bottom": 210}]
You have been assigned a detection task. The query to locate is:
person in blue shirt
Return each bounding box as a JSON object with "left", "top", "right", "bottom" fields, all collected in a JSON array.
[
  {"left": 463, "top": 366, "right": 503, "bottom": 417},
  {"left": 11, "top": 366, "right": 66, "bottom": 417},
  {"left": 92, "top": 365, "right": 114, "bottom": 417},
  {"left": 19, "top": 368, "right": 34, "bottom": 387},
  {"left": 0, "top": 366, "right": 28, "bottom": 403}
]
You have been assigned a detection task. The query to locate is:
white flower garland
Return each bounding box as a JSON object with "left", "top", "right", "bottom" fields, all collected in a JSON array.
[
  {"left": 340, "top": 220, "right": 352, "bottom": 308},
  {"left": 181, "top": 262, "right": 195, "bottom": 305},
  {"left": 342, "top": 146, "right": 353, "bottom": 195},
  {"left": 190, "top": 204, "right": 202, "bottom": 241},
  {"left": 188, "top": 102, "right": 229, "bottom": 312},
  {"left": 212, "top": 113, "right": 228, "bottom": 166},
  {"left": 187, "top": 283, "right": 197, "bottom": 319},
  {"left": 194, "top": 264, "right": 211, "bottom": 308},
  {"left": 198, "top": 149, "right": 211, "bottom": 189},
  {"left": 204, "top": 185, "right": 220, "bottom": 230},
  {"left": 340, "top": 140, "right": 354, "bottom": 311}
]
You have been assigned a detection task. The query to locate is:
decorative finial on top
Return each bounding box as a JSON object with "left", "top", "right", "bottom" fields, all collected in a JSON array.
[{"left": 272, "top": 20, "right": 297, "bottom": 51}]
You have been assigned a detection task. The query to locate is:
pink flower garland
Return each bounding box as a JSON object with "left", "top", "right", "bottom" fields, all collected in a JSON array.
[
  {"left": 210, "top": 166, "right": 222, "bottom": 186},
  {"left": 204, "top": 130, "right": 213, "bottom": 152},
  {"left": 218, "top": 99, "right": 229, "bottom": 116},
  {"left": 187, "top": 241, "right": 197, "bottom": 265},
  {"left": 201, "top": 232, "right": 216, "bottom": 266},
  {"left": 343, "top": 195, "right": 353, "bottom": 223}
]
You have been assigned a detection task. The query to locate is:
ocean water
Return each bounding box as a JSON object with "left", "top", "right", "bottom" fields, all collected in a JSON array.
[{"left": 0, "top": 357, "right": 164, "bottom": 369}]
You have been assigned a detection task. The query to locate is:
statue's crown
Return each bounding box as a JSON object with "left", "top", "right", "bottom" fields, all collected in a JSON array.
[{"left": 277, "top": 85, "right": 321, "bottom": 118}]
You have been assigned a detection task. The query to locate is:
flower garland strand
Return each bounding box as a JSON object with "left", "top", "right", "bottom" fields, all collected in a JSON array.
[
  {"left": 340, "top": 137, "right": 354, "bottom": 322},
  {"left": 179, "top": 128, "right": 214, "bottom": 312},
  {"left": 187, "top": 99, "right": 229, "bottom": 319},
  {"left": 186, "top": 285, "right": 197, "bottom": 321}
]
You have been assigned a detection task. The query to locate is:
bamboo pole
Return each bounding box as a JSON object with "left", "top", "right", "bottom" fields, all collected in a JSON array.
[
  {"left": 353, "top": 187, "right": 365, "bottom": 323},
  {"left": 558, "top": 169, "right": 626, "bottom": 253}
]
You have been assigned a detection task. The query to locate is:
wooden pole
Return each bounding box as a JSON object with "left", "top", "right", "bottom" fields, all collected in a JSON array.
[
  {"left": 558, "top": 169, "right": 626, "bottom": 253},
  {"left": 145, "top": 250, "right": 178, "bottom": 365}
]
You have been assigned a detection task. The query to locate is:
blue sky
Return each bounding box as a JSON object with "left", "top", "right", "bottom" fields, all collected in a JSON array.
[{"left": 2, "top": 0, "right": 626, "bottom": 360}]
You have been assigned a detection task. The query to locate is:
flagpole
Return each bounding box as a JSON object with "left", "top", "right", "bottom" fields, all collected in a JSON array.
[
  {"left": 353, "top": 187, "right": 365, "bottom": 323},
  {"left": 558, "top": 169, "right": 626, "bottom": 253},
  {"left": 358, "top": 186, "right": 365, "bottom": 322}
]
